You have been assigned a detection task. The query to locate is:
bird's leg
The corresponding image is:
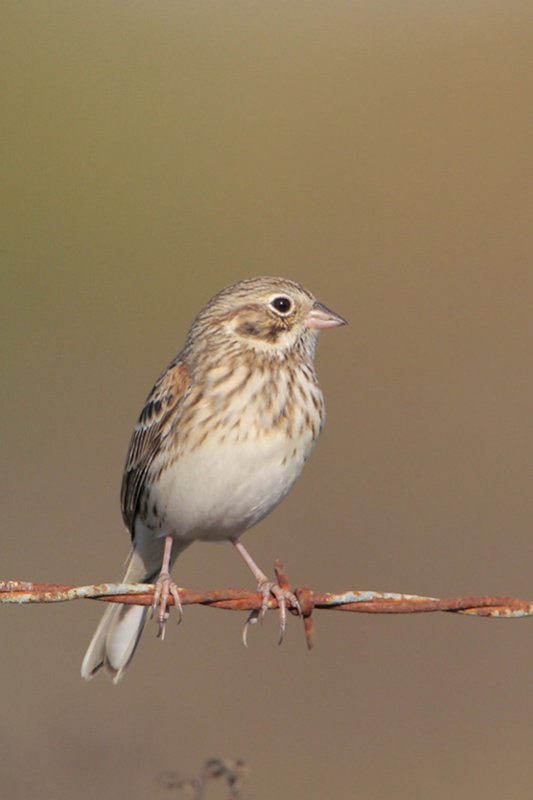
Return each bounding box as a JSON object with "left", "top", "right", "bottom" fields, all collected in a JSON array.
[
  {"left": 230, "top": 537, "right": 301, "bottom": 645},
  {"left": 152, "top": 534, "right": 182, "bottom": 638}
]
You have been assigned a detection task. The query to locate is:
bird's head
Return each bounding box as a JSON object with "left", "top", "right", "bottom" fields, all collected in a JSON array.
[{"left": 188, "top": 277, "right": 346, "bottom": 362}]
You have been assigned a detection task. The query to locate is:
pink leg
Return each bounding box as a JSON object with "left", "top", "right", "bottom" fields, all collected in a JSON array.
[
  {"left": 151, "top": 534, "right": 182, "bottom": 639},
  {"left": 230, "top": 537, "right": 300, "bottom": 644}
]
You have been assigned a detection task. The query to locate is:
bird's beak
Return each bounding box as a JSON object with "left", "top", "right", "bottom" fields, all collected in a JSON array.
[{"left": 305, "top": 301, "right": 348, "bottom": 330}]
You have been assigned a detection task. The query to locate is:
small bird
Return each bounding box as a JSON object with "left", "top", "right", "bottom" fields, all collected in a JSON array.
[{"left": 81, "top": 277, "right": 346, "bottom": 682}]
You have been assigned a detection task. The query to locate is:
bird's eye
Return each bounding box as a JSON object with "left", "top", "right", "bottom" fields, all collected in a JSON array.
[{"left": 270, "top": 296, "right": 293, "bottom": 314}]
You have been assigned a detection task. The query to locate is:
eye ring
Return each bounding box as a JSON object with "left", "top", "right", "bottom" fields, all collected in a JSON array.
[{"left": 270, "top": 296, "right": 293, "bottom": 315}]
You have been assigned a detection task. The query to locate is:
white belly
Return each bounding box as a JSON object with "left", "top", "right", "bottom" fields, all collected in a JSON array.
[{"left": 153, "top": 430, "right": 314, "bottom": 543}]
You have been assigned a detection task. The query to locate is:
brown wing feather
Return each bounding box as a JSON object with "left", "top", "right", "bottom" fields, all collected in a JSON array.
[{"left": 120, "top": 358, "right": 191, "bottom": 534}]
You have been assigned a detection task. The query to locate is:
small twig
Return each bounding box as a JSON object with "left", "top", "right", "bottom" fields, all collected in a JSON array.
[
  {"left": 157, "top": 757, "right": 250, "bottom": 799},
  {"left": 2, "top": 567, "right": 532, "bottom": 650}
]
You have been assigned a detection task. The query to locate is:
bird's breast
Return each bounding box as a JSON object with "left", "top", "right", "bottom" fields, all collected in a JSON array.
[{"left": 144, "top": 363, "right": 325, "bottom": 542}]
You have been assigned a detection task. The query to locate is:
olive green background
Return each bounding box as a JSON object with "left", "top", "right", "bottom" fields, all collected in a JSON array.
[{"left": 2, "top": 2, "right": 532, "bottom": 798}]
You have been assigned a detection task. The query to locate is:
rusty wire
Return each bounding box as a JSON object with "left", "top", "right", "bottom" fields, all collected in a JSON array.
[{"left": 2, "top": 560, "right": 531, "bottom": 649}]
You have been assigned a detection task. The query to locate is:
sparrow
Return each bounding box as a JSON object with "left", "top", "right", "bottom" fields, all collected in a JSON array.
[{"left": 81, "top": 276, "right": 346, "bottom": 682}]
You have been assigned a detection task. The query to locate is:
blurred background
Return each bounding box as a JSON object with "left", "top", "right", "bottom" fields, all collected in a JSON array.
[{"left": 2, "top": 2, "right": 532, "bottom": 798}]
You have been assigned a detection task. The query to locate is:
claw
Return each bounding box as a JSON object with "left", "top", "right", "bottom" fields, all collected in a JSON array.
[
  {"left": 229, "top": 538, "right": 300, "bottom": 645},
  {"left": 152, "top": 571, "right": 182, "bottom": 639},
  {"left": 150, "top": 534, "right": 182, "bottom": 639},
  {"left": 242, "top": 609, "right": 260, "bottom": 647},
  {"left": 250, "top": 579, "right": 300, "bottom": 645}
]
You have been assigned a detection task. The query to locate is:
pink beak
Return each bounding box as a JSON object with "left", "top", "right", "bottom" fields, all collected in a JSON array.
[{"left": 305, "top": 301, "right": 347, "bottom": 330}]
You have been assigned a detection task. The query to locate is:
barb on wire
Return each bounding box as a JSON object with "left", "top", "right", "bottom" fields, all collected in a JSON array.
[{"left": 2, "top": 560, "right": 531, "bottom": 649}]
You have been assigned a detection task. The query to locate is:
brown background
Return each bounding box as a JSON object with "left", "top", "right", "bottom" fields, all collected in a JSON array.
[{"left": 2, "top": 2, "right": 532, "bottom": 798}]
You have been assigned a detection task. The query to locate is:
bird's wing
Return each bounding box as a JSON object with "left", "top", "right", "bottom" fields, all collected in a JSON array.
[{"left": 120, "top": 358, "right": 191, "bottom": 534}]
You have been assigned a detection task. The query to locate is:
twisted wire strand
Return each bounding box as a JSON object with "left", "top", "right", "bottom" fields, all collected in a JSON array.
[{"left": 2, "top": 561, "right": 531, "bottom": 649}]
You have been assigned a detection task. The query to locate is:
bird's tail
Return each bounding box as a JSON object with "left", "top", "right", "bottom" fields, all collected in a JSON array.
[
  {"left": 80, "top": 547, "right": 154, "bottom": 683},
  {"left": 81, "top": 531, "right": 189, "bottom": 684}
]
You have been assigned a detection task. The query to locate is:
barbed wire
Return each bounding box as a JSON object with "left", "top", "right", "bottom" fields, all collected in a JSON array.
[{"left": 2, "top": 560, "right": 531, "bottom": 649}]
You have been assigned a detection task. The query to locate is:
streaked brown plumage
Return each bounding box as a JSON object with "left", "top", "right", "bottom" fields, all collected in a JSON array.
[{"left": 82, "top": 277, "right": 346, "bottom": 682}]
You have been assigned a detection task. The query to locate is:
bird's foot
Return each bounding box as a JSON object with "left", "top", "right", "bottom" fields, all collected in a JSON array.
[
  {"left": 242, "top": 579, "right": 301, "bottom": 647},
  {"left": 151, "top": 570, "right": 182, "bottom": 639}
]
